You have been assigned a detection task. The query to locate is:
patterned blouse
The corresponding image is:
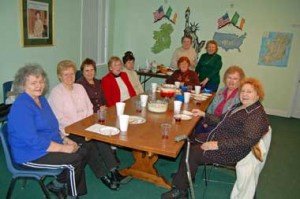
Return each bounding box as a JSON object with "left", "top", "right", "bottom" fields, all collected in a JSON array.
[
  {"left": 197, "top": 101, "right": 269, "bottom": 164},
  {"left": 166, "top": 69, "right": 200, "bottom": 87}
]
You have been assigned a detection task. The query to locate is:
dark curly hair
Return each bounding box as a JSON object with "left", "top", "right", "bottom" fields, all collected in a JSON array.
[{"left": 122, "top": 51, "right": 135, "bottom": 64}]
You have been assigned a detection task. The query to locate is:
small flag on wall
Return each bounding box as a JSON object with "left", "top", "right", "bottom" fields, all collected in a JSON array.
[
  {"left": 217, "top": 13, "right": 231, "bottom": 29},
  {"left": 217, "top": 12, "right": 246, "bottom": 30},
  {"left": 153, "top": 5, "right": 165, "bottom": 22},
  {"left": 231, "top": 12, "right": 245, "bottom": 30},
  {"left": 153, "top": 5, "right": 177, "bottom": 24}
]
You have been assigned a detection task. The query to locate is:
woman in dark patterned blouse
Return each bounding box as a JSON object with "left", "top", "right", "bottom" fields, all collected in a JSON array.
[
  {"left": 166, "top": 56, "right": 200, "bottom": 88},
  {"left": 76, "top": 58, "right": 106, "bottom": 113},
  {"left": 162, "top": 77, "right": 269, "bottom": 199}
]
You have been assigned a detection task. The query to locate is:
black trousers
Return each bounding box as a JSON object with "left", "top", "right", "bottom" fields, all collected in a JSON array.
[
  {"left": 24, "top": 147, "right": 88, "bottom": 196},
  {"left": 68, "top": 134, "right": 119, "bottom": 178},
  {"left": 172, "top": 142, "right": 214, "bottom": 190}
]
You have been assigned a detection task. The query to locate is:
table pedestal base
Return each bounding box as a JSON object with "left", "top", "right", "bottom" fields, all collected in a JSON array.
[{"left": 120, "top": 150, "right": 172, "bottom": 189}]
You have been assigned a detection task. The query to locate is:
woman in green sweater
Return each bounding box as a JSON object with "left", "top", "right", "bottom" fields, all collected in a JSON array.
[{"left": 195, "top": 40, "right": 222, "bottom": 92}]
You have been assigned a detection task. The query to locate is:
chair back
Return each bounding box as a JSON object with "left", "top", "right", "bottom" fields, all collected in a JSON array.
[
  {"left": 230, "top": 126, "right": 272, "bottom": 199},
  {"left": 0, "top": 123, "right": 25, "bottom": 174},
  {"left": 3, "top": 81, "right": 13, "bottom": 102},
  {"left": 1, "top": 123, "right": 64, "bottom": 177},
  {"left": 75, "top": 70, "right": 82, "bottom": 81},
  {"left": 0, "top": 123, "right": 19, "bottom": 174}
]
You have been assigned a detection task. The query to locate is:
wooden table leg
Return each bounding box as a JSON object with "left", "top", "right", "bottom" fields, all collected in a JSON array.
[{"left": 119, "top": 150, "right": 172, "bottom": 189}]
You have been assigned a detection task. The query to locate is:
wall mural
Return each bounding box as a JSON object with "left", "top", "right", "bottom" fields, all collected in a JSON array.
[
  {"left": 152, "top": 6, "right": 206, "bottom": 54},
  {"left": 153, "top": 5, "right": 177, "bottom": 24},
  {"left": 152, "top": 5, "right": 176, "bottom": 54},
  {"left": 213, "top": 11, "right": 247, "bottom": 52},
  {"left": 184, "top": 7, "right": 205, "bottom": 54},
  {"left": 151, "top": 23, "right": 174, "bottom": 54}
]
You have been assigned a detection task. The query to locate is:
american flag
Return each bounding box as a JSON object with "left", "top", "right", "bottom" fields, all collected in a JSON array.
[
  {"left": 217, "top": 13, "right": 231, "bottom": 29},
  {"left": 153, "top": 6, "right": 165, "bottom": 22}
]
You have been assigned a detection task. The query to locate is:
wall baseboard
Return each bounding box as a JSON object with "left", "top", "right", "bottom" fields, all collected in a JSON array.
[{"left": 265, "top": 108, "right": 290, "bottom": 118}]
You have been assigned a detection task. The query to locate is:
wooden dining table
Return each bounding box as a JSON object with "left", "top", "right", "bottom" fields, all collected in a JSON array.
[{"left": 65, "top": 92, "right": 214, "bottom": 188}]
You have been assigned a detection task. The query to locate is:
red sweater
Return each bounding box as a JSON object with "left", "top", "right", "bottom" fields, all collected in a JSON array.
[{"left": 101, "top": 72, "right": 136, "bottom": 107}]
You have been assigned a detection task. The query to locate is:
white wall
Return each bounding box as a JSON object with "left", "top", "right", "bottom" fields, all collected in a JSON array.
[{"left": 109, "top": 0, "right": 300, "bottom": 117}]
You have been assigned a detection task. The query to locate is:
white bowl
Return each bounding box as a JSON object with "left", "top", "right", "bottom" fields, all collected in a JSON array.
[{"left": 147, "top": 100, "right": 168, "bottom": 113}]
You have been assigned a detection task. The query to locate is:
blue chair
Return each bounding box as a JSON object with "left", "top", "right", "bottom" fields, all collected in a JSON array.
[
  {"left": 75, "top": 70, "right": 82, "bottom": 81},
  {"left": 0, "top": 123, "right": 63, "bottom": 199},
  {"left": 2, "top": 81, "right": 13, "bottom": 103}
]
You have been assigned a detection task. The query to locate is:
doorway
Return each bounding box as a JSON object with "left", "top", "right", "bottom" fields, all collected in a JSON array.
[{"left": 291, "top": 69, "right": 300, "bottom": 118}]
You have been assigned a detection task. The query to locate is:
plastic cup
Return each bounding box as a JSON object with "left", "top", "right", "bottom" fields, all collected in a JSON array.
[
  {"left": 195, "top": 85, "right": 201, "bottom": 95},
  {"left": 151, "top": 83, "right": 158, "bottom": 93},
  {"left": 116, "top": 102, "right": 125, "bottom": 116},
  {"left": 135, "top": 100, "right": 142, "bottom": 113},
  {"left": 184, "top": 92, "right": 191, "bottom": 104},
  {"left": 174, "top": 100, "right": 182, "bottom": 114},
  {"left": 181, "top": 86, "right": 188, "bottom": 92},
  {"left": 174, "top": 81, "right": 181, "bottom": 89},
  {"left": 119, "top": 114, "right": 129, "bottom": 132},
  {"left": 140, "top": 94, "right": 148, "bottom": 107},
  {"left": 97, "top": 109, "right": 106, "bottom": 124},
  {"left": 161, "top": 123, "right": 171, "bottom": 139}
]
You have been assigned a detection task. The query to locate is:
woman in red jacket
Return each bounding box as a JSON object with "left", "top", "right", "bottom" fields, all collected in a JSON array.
[{"left": 102, "top": 56, "right": 136, "bottom": 107}]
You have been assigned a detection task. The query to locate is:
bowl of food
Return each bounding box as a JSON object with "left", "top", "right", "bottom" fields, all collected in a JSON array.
[{"left": 147, "top": 100, "right": 168, "bottom": 113}]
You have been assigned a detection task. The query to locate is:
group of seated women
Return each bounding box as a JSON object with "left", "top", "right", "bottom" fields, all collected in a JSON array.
[{"left": 7, "top": 42, "right": 269, "bottom": 198}]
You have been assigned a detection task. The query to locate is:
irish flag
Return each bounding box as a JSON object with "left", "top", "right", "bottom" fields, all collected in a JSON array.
[{"left": 231, "top": 12, "right": 245, "bottom": 30}]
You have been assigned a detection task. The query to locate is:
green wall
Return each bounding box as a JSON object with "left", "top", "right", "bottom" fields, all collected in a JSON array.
[
  {"left": 110, "top": 0, "right": 300, "bottom": 117},
  {"left": 0, "top": 0, "right": 81, "bottom": 99}
]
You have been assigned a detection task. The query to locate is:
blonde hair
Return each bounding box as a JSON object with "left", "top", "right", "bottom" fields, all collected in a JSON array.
[
  {"left": 223, "top": 65, "right": 245, "bottom": 84},
  {"left": 57, "top": 60, "right": 77, "bottom": 77},
  {"left": 107, "top": 56, "right": 122, "bottom": 69}
]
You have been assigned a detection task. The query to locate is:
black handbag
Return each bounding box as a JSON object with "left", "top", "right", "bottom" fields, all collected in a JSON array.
[{"left": 0, "top": 103, "right": 11, "bottom": 118}]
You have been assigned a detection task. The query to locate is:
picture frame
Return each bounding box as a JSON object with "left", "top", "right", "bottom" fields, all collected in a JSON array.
[{"left": 21, "top": 0, "right": 54, "bottom": 47}]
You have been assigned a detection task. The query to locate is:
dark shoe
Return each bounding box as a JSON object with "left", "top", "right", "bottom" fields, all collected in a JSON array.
[
  {"left": 101, "top": 175, "right": 119, "bottom": 191},
  {"left": 46, "top": 182, "right": 67, "bottom": 199},
  {"left": 111, "top": 170, "right": 132, "bottom": 184},
  {"left": 161, "top": 187, "right": 188, "bottom": 199}
]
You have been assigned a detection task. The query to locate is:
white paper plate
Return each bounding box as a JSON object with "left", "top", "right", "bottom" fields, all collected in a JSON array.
[
  {"left": 194, "top": 96, "right": 208, "bottom": 101},
  {"left": 85, "top": 124, "right": 120, "bottom": 136},
  {"left": 191, "top": 93, "right": 202, "bottom": 97},
  {"left": 98, "top": 127, "right": 120, "bottom": 136},
  {"left": 129, "top": 116, "right": 146, "bottom": 124},
  {"left": 202, "top": 93, "right": 212, "bottom": 96},
  {"left": 180, "top": 114, "right": 192, "bottom": 120},
  {"left": 182, "top": 110, "right": 193, "bottom": 116}
]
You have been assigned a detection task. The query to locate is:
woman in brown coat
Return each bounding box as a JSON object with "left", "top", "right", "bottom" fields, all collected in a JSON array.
[
  {"left": 161, "top": 77, "right": 269, "bottom": 199},
  {"left": 166, "top": 56, "right": 200, "bottom": 88}
]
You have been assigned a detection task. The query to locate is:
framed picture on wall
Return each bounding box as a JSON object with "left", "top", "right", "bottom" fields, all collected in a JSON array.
[{"left": 21, "top": 0, "right": 54, "bottom": 47}]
